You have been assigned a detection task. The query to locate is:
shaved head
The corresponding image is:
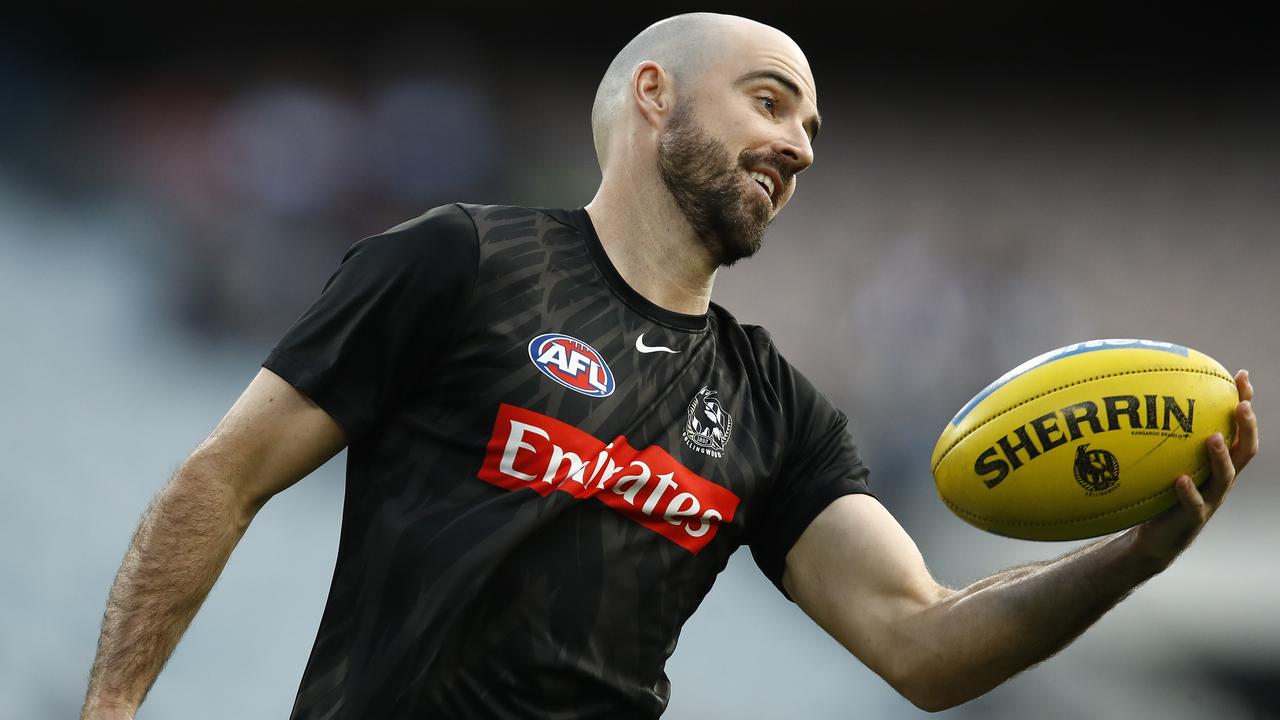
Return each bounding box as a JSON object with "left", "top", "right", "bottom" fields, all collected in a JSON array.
[
  {"left": 591, "top": 13, "right": 732, "bottom": 168},
  {"left": 588, "top": 13, "right": 819, "bottom": 268}
]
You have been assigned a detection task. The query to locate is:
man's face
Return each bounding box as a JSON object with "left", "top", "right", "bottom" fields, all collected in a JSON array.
[
  {"left": 657, "top": 101, "right": 771, "bottom": 267},
  {"left": 656, "top": 28, "right": 820, "bottom": 267}
]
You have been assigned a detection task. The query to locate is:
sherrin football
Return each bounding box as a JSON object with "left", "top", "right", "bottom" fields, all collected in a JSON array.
[{"left": 931, "top": 339, "right": 1238, "bottom": 541}]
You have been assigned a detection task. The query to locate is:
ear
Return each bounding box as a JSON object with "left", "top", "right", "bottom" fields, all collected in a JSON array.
[{"left": 632, "top": 60, "right": 674, "bottom": 130}]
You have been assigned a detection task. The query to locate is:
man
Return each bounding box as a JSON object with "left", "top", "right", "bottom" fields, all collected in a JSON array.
[{"left": 81, "top": 13, "right": 1259, "bottom": 719}]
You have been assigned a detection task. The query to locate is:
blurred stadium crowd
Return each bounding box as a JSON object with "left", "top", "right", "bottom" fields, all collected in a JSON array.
[{"left": 1, "top": 7, "right": 1276, "bottom": 719}]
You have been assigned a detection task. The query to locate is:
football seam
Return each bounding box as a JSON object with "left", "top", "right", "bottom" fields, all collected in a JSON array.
[
  {"left": 931, "top": 366, "right": 1234, "bottom": 475},
  {"left": 940, "top": 460, "right": 1211, "bottom": 529}
]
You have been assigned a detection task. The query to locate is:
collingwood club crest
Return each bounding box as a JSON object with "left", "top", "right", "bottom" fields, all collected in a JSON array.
[
  {"left": 683, "top": 386, "right": 733, "bottom": 458},
  {"left": 1073, "top": 443, "right": 1120, "bottom": 496}
]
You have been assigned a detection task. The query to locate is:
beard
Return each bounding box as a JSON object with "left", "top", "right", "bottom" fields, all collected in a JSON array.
[{"left": 657, "top": 102, "right": 783, "bottom": 267}]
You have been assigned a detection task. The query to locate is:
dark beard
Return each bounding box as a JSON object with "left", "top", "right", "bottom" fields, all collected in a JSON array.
[{"left": 657, "top": 103, "right": 779, "bottom": 267}]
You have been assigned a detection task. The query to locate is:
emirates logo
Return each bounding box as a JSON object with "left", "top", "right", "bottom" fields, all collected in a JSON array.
[
  {"left": 683, "top": 386, "right": 733, "bottom": 458},
  {"left": 478, "top": 403, "right": 739, "bottom": 553}
]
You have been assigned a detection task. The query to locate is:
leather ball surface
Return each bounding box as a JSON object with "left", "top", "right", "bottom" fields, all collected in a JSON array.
[{"left": 932, "top": 339, "right": 1238, "bottom": 540}]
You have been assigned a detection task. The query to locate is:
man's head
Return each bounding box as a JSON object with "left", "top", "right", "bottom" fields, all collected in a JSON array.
[{"left": 591, "top": 13, "right": 820, "bottom": 266}]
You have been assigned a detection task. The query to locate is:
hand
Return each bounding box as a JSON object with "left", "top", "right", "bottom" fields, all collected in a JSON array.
[{"left": 1131, "top": 369, "right": 1258, "bottom": 569}]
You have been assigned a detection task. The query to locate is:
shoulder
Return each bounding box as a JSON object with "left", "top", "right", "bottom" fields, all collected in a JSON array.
[
  {"left": 435, "top": 203, "right": 591, "bottom": 257},
  {"left": 709, "top": 303, "right": 781, "bottom": 352},
  {"left": 450, "top": 205, "right": 594, "bottom": 280},
  {"left": 711, "top": 303, "right": 790, "bottom": 373},
  {"left": 454, "top": 203, "right": 578, "bottom": 236},
  {"left": 708, "top": 304, "right": 800, "bottom": 409},
  {"left": 356, "top": 202, "right": 479, "bottom": 262},
  {"left": 743, "top": 322, "right": 783, "bottom": 363},
  {"left": 322, "top": 203, "right": 481, "bottom": 298},
  {"left": 720, "top": 307, "right": 844, "bottom": 424},
  {"left": 380, "top": 202, "right": 571, "bottom": 241}
]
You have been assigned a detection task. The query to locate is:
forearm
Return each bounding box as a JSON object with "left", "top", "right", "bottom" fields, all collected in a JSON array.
[
  {"left": 82, "top": 465, "right": 257, "bottom": 717},
  {"left": 895, "top": 529, "right": 1161, "bottom": 710}
]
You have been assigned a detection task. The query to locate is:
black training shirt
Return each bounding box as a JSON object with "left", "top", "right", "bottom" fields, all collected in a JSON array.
[{"left": 264, "top": 203, "right": 873, "bottom": 719}]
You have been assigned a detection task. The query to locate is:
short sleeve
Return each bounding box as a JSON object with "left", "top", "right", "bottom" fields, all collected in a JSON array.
[
  {"left": 262, "top": 203, "right": 478, "bottom": 441},
  {"left": 747, "top": 330, "right": 875, "bottom": 599}
]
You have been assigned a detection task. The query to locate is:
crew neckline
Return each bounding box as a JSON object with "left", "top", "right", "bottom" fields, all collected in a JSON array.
[{"left": 548, "top": 207, "right": 710, "bottom": 332}]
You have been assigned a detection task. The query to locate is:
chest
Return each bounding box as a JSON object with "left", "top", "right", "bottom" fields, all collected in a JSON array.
[{"left": 399, "top": 235, "right": 789, "bottom": 558}]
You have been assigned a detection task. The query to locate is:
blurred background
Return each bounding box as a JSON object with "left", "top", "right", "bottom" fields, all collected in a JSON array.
[{"left": 2, "top": 3, "right": 1276, "bottom": 718}]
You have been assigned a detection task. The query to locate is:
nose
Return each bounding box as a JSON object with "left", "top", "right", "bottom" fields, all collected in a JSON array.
[{"left": 771, "top": 123, "right": 814, "bottom": 175}]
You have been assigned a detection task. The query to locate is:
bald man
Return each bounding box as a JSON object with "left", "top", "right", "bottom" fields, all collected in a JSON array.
[{"left": 81, "top": 13, "right": 1258, "bottom": 719}]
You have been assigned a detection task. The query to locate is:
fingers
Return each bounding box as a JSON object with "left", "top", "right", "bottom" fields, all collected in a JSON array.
[
  {"left": 1236, "top": 369, "right": 1253, "bottom": 402},
  {"left": 1232, "top": 397, "right": 1259, "bottom": 472},
  {"left": 1174, "top": 474, "right": 1209, "bottom": 526},
  {"left": 1231, "top": 369, "right": 1257, "bottom": 472},
  {"left": 1200, "top": 432, "right": 1237, "bottom": 507}
]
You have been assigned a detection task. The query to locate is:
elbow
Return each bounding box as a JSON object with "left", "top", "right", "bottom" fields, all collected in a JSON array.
[
  {"left": 884, "top": 658, "right": 970, "bottom": 713},
  {"left": 170, "top": 457, "right": 262, "bottom": 532},
  {"left": 908, "top": 693, "right": 958, "bottom": 714},
  {"left": 894, "top": 679, "right": 956, "bottom": 714}
]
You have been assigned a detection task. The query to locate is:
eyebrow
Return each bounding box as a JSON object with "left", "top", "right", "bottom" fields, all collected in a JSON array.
[{"left": 733, "top": 69, "right": 822, "bottom": 143}]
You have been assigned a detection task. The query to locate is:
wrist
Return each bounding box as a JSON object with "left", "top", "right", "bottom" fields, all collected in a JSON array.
[
  {"left": 1116, "top": 527, "right": 1175, "bottom": 579},
  {"left": 81, "top": 695, "right": 137, "bottom": 720}
]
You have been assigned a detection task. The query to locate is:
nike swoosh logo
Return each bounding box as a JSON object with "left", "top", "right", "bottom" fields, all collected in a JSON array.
[{"left": 635, "top": 333, "right": 680, "bottom": 354}]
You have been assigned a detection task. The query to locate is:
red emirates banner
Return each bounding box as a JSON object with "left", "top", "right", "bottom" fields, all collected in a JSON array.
[{"left": 479, "top": 403, "right": 740, "bottom": 554}]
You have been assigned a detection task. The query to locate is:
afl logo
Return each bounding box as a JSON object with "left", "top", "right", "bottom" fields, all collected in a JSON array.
[{"left": 528, "top": 333, "right": 616, "bottom": 398}]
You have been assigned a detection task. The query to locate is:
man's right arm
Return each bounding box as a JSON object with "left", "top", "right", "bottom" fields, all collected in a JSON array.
[{"left": 80, "top": 367, "right": 347, "bottom": 720}]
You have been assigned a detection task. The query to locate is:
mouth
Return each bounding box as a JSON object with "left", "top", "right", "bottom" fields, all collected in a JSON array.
[{"left": 746, "top": 167, "right": 781, "bottom": 207}]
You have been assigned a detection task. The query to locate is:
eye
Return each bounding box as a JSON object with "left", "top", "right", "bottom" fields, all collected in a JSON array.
[{"left": 757, "top": 95, "right": 778, "bottom": 116}]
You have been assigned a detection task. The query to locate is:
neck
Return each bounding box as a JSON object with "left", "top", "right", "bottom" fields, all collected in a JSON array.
[{"left": 584, "top": 170, "right": 719, "bottom": 317}]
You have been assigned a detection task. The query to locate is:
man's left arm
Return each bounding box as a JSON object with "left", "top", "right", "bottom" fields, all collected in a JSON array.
[{"left": 783, "top": 370, "right": 1258, "bottom": 713}]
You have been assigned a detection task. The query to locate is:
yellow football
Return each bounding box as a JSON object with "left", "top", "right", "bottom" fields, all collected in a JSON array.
[{"left": 931, "top": 339, "right": 1238, "bottom": 540}]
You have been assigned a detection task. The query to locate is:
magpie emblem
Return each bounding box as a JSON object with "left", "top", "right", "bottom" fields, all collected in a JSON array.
[{"left": 683, "top": 386, "right": 733, "bottom": 458}]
